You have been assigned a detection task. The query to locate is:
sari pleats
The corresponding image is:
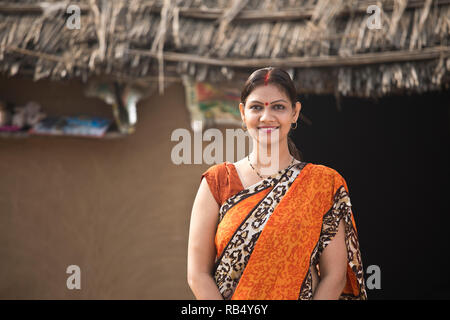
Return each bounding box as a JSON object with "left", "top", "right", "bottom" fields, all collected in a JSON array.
[
  {"left": 232, "top": 163, "right": 326, "bottom": 299},
  {"left": 214, "top": 165, "right": 302, "bottom": 299},
  {"left": 213, "top": 162, "right": 367, "bottom": 300}
]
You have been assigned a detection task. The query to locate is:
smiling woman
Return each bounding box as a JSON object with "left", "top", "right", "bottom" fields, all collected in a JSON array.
[{"left": 187, "top": 67, "right": 367, "bottom": 300}]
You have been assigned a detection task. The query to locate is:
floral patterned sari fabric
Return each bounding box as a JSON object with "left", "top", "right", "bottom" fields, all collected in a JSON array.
[{"left": 202, "top": 162, "right": 367, "bottom": 300}]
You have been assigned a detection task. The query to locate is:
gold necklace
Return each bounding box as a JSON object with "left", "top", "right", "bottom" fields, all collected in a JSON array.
[{"left": 247, "top": 154, "right": 295, "bottom": 179}]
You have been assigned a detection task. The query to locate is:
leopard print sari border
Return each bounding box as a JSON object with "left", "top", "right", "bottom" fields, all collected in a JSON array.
[{"left": 213, "top": 162, "right": 308, "bottom": 299}]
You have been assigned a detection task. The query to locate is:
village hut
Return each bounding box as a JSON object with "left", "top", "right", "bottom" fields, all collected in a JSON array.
[
  {"left": 0, "top": 0, "right": 449, "bottom": 299},
  {"left": 1, "top": 0, "right": 449, "bottom": 131}
]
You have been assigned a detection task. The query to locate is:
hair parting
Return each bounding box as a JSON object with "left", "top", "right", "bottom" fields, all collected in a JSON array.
[{"left": 264, "top": 70, "right": 271, "bottom": 86}]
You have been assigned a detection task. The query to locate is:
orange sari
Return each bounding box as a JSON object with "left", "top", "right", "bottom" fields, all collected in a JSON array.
[{"left": 201, "top": 161, "right": 367, "bottom": 300}]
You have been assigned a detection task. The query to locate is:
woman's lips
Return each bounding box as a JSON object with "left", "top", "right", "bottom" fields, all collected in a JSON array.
[{"left": 257, "top": 126, "right": 279, "bottom": 133}]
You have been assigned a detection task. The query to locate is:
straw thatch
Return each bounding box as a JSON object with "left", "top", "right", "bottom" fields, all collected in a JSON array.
[{"left": 0, "top": 0, "right": 449, "bottom": 97}]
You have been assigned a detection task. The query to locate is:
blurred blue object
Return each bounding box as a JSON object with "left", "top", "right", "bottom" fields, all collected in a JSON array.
[{"left": 30, "top": 115, "right": 112, "bottom": 138}]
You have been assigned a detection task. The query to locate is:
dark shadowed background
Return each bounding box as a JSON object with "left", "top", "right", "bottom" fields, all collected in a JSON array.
[{"left": 292, "top": 90, "right": 450, "bottom": 299}]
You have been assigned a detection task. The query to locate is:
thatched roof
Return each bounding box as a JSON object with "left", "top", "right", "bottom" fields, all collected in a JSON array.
[{"left": 0, "top": 0, "right": 449, "bottom": 97}]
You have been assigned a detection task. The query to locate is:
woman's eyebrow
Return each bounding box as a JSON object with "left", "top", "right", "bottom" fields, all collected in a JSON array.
[
  {"left": 270, "top": 99, "right": 288, "bottom": 104},
  {"left": 249, "top": 99, "right": 288, "bottom": 105}
]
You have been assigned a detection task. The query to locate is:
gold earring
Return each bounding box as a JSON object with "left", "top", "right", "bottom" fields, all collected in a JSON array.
[
  {"left": 291, "top": 122, "right": 298, "bottom": 130},
  {"left": 242, "top": 122, "right": 247, "bottom": 131}
]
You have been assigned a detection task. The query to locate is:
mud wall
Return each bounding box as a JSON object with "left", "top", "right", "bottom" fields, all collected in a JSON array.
[{"left": 0, "top": 77, "right": 204, "bottom": 299}]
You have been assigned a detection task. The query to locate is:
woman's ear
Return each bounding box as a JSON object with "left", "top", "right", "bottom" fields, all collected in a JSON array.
[
  {"left": 294, "top": 101, "right": 302, "bottom": 122},
  {"left": 239, "top": 103, "right": 245, "bottom": 121}
]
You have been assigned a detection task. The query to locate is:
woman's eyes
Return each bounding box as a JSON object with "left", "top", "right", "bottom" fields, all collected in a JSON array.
[
  {"left": 249, "top": 104, "right": 285, "bottom": 110},
  {"left": 273, "top": 104, "right": 285, "bottom": 110}
]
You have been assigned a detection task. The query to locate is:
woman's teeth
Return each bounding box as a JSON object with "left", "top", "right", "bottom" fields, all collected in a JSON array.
[{"left": 258, "top": 127, "right": 279, "bottom": 132}]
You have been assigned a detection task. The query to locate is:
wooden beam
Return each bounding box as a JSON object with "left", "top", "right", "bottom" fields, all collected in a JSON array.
[
  {"left": 6, "top": 44, "right": 449, "bottom": 70},
  {"left": 127, "top": 46, "right": 450, "bottom": 68}
]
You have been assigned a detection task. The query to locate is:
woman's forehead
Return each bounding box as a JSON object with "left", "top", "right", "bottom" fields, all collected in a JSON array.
[{"left": 246, "top": 84, "right": 289, "bottom": 101}]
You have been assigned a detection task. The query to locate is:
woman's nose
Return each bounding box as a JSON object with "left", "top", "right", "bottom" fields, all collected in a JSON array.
[{"left": 260, "top": 108, "right": 275, "bottom": 122}]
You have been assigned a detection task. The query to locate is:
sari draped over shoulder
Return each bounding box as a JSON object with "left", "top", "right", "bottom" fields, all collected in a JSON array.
[{"left": 201, "top": 161, "right": 367, "bottom": 300}]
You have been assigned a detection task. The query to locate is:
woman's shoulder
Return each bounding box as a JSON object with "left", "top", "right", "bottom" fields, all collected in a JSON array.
[
  {"left": 307, "top": 164, "right": 353, "bottom": 201},
  {"left": 201, "top": 162, "right": 234, "bottom": 178},
  {"left": 201, "top": 161, "right": 239, "bottom": 191},
  {"left": 307, "top": 163, "right": 340, "bottom": 175},
  {"left": 201, "top": 162, "right": 242, "bottom": 206},
  {"left": 305, "top": 163, "right": 348, "bottom": 184}
]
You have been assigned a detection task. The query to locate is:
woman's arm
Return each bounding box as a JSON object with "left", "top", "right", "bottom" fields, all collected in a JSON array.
[
  {"left": 312, "top": 219, "right": 348, "bottom": 300},
  {"left": 187, "top": 178, "right": 224, "bottom": 300}
]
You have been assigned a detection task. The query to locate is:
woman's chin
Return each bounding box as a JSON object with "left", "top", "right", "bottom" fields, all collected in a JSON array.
[{"left": 253, "top": 136, "right": 284, "bottom": 146}]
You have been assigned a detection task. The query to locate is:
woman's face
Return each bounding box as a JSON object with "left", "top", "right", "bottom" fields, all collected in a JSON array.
[{"left": 240, "top": 84, "right": 301, "bottom": 146}]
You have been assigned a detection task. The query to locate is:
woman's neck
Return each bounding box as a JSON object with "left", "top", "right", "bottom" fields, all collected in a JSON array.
[{"left": 249, "top": 140, "right": 293, "bottom": 175}]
